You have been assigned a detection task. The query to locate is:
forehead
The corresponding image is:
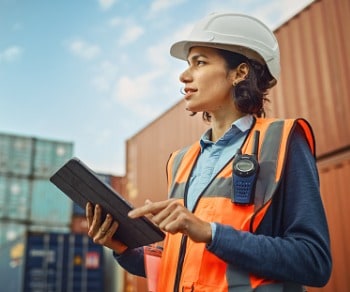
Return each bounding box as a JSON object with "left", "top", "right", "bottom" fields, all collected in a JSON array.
[{"left": 187, "top": 46, "right": 220, "bottom": 59}]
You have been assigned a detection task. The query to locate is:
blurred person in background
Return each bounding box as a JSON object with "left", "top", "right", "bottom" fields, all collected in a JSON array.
[{"left": 86, "top": 12, "right": 331, "bottom": 291}]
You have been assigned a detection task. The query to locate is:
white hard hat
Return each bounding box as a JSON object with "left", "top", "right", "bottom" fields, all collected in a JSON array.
[{"left": 170, "top": 12, "right": 280, "bottom": 82}]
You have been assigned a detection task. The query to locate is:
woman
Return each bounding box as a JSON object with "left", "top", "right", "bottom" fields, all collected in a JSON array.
[{"left": 86, "top": 13, "right": 331, "bottom": 291}]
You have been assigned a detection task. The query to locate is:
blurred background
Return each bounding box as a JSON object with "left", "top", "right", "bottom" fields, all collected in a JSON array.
[{"left": 1, "top": 0, "right": 349, "bottom": 291}]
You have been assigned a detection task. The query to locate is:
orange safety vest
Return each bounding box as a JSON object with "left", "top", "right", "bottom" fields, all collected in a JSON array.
[{"left": 156, "top": 118, "right": 315, "bottom": 292}]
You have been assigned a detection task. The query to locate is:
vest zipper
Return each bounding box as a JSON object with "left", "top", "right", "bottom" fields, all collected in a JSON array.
[{"left": 173, "top": 235, "right": 188, "bottom": 292}]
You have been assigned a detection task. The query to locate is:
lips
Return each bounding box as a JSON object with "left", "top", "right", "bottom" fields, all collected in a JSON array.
[
  {"left": 184, "top": 87, "right": 196, "bottom": 93},
  {"left": 184, "top": 87, "right": 197, "bottom": 98}
]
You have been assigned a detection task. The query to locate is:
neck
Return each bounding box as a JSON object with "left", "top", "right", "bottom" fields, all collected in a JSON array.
[{"left": 210, "top": 112, "right": 245, "bottom": 142}]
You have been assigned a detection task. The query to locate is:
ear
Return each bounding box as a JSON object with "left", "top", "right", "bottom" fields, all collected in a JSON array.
[{"left": 232, "top": 63, "right": 249, "bottom": 85}]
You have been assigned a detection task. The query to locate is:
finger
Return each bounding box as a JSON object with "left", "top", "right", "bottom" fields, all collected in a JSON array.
[
  {"left": 128, "top": 199, "right": 176, "bottom": 218},
  {"left": 88, "top": 204, "right": 103, "bottom": 237},
  {"left": 99, "top": 214, "right": 114, "bottom": 237},
  {"left": 155, "top": 204, "right": 187, "bottom": 231},
  {"left": 86, "top": 202, "right": 93, "bottom": 228}
]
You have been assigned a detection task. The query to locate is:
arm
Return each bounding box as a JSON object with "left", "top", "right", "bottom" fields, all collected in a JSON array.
[{"left": 206, "top": 126, "right": 332, "bottom": 286}]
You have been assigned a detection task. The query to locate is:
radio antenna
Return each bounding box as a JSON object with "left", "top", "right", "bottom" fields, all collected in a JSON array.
[{"left": 252, "top": 130, "right": 260, "bottom": 157}]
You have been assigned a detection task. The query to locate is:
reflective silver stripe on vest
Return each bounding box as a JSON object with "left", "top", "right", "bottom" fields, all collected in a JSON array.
[
  {"left": 254, "top": 120, "right": 285, "bottom": 210},
  {"left": 169, "top": 146, "right": 190, "bottom": 198}
]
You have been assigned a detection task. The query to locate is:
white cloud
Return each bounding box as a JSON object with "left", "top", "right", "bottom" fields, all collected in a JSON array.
[
  {"left": 118, "top": 24, "right": 144, "bottom": 45},
  {"left": 113, "top": 71, "right": 160, "bottom": 104},
  {"left": 109, "top": 17, "right": 122, "bottom": 27},
  {"left": 149, "top": 0, "right": 186, "bottom": 14},
  {"left": 68, "top": 39, "right": 101, "bottom": 60},
  {"left": 98, "top": 0, "right": 117, "bottom": 10},
  {"left": 0, "top": 46, "right": 23, "bottom": 63}
]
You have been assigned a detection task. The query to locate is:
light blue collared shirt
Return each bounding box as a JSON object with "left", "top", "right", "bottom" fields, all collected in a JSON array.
[{"left": 186, "top": 115, "right": 253, "bottom": 211}]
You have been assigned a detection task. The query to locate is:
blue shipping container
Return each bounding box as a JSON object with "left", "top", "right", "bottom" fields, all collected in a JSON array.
[{"left": 0, "top": 232, "right": 105, "bottom": 292}]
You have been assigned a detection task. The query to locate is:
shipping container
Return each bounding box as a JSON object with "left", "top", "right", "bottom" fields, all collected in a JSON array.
[
  {"left": 0, "top": 222, "right": 26, "bottom": 246},
  {"left": 0, "top": 222, "right": 70, "bottom": 247},
  {"left": 0, "top": 175, "right": 72, "bottom": 225},
  {"left": 0, "top": 232, "right": 104, "bottom": 292},
  {"left": 32, "top": 138, "right": 73, "bottom": 178},
  {"left": 71, "top": 216, "right": 89, "bottom": 234},
  {"left": 0, "top": 133, "right": 34, "bottom": 176},
  {"left": 268, "top": 0, "right": 350, "bottom": 157},
  {"left": 30, "top": 178, "right": 72, "bottom": 226},
  {"left": 125, "top": 103, "right": 208, "bottom": 207},
  {"left": 0, "top": 175, "right": 31, "bottom": 220},
  {"left": 307, "top": 151, "right": 350, "bottom": 292}
]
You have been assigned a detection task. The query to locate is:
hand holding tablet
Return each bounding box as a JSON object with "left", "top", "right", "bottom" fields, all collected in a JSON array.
[{"left": 50, "top": 158, "right": 165, "bottom": 249}]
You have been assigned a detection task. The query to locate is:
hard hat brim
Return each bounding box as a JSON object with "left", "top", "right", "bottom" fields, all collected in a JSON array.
[{"left": 170, "top": 40, "right": 265, "bottom": 65}]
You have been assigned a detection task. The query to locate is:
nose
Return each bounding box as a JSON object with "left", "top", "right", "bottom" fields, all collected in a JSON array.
[{"left": 179, "top": 67, "right": 192, "bottom": 83}]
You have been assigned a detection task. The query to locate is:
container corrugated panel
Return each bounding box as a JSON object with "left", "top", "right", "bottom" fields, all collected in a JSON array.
[
  {"left": 0, "top": 232, "right": 104, "bottom": 292},
  {"left": 0, "top": 175, "right": 31, "bottom": 220},
  {"left": 110, "top": 175, "right": 126, "bottom": 196},
  {"left": 30, "top": 178, "right": 72, "bottom": 225},
  {"left": 0, "top": 134, "right": 34, "bottom": 176},
  {"left": 307, "top": 151, "right": 350, "bottom": 292},
  {"left": 126, "top": 100, "right": 209, "bottom": 207},
  {"left": 268, "top": 0, "right": 350, "bottom": 157},
  {"left": 0, "top": 222, "right": 26, "bottom": 247},
  {"left": 0, "top": 236, "right": 23, "bottom": 292},
  {"left": 33, "top": 138, "right": 73, "bottom": 178}
]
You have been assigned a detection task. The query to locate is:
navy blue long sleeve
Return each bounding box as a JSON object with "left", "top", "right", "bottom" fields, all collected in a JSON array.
[
  {"left": 115, "top": 126, "right": 332, "bottom": 286},
  {"left": 206, "top": 126, "right": 332, "bottom": 286}
]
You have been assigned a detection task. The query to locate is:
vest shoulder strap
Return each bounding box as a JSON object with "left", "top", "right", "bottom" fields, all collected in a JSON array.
[{"left": 250, "top": 118, "right": 315, "bottom": 225}]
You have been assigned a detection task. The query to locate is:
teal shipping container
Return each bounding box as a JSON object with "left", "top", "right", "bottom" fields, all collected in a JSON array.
[
  {"left": 0, "top": 232, "right": 105, "bottom": 292},
  {"left": 0, "top": 222, "right": 26, "bottom": 246},
  {"left": 0, "top": 134, "right": 34, "bottom": 176},
  {"left": 30, "top": 178, "right": 72, "bottom": 225},
  {"left": 32, "top": 138, "right": 73, "bottom": 178},
  {"left": 0, "top": 175, "right": 31, "bottom": 220},
  {"left": 0, "top": 176, "right": 72, "bottom": 225}
]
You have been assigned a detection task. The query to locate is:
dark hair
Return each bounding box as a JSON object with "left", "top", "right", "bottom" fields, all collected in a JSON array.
[{"left": 199, "top": 49, "right": 275, "bottom": 121}]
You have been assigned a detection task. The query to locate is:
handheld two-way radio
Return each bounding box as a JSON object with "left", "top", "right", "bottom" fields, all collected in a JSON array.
[{"left": 232, "top": 130, "right": 260, "bottom": 205}]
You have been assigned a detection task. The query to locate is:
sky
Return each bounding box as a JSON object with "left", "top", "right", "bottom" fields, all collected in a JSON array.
[{"left": 0, "top": 0, "right": 314, "bottom": 175}]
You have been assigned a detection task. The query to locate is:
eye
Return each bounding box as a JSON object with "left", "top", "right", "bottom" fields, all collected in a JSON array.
[{"left": 196, "top": 60, "right": 206, "bottom": 66}]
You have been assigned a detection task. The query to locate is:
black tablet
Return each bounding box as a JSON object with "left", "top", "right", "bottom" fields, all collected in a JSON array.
[{"left": 49, "top": 157, "right": 165, "bottom": 249}]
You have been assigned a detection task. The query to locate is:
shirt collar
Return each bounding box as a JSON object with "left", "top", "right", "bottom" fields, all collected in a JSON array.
[{"left": 200, "top": 115, "right": 253, "bottom": 151}]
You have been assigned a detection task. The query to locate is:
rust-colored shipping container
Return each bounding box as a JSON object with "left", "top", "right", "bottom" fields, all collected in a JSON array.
[
  {"left": 125, "top": 104, "right": 209, "bottom": 207},
  {"left": 268, "top": 0, "right": 350, "bottom": 156},
  {"left": 71, "top": 215, "right": 89, "bottom": 234},
  {"left": 307, "top": 151, "right": 350, "bottom": 292},
  {"left": 123, "top": 0, "right": 350, "bottom": 290}
]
